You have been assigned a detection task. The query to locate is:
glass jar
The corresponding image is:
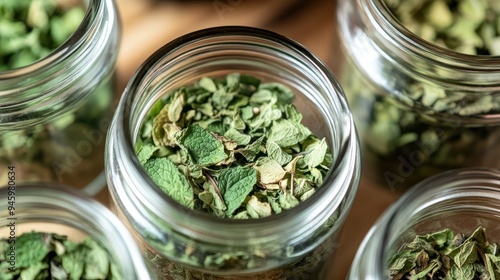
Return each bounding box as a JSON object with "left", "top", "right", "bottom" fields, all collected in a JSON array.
[
  {"left": 348, "top": 167, "right": 500, "bottom": 279},
  {"left": 0, "top": 182, "right": 152, "bottom": 279},
  {"left": 336, "top": 0, "right": 500, "bottom": 191},
  {"left": 106, "top": 26, "right": 360, "bottom": 279},
  {"left": 0, "top": 0, "right": 120, "bottom": 196}
]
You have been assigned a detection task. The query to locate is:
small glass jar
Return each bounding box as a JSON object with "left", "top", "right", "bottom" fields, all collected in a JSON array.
[
  {"left": 0, "top": 0, "right": 120, "bottom": 195},
  {"left": 0, "top": 182, "right": 152, "bottom": 279},
  {"left": 348, "top": 168, "right": 500, "bottom": 279},
  {"left": 336, "top": 0, "right": 500, "bottom": 191},
  {"left": 106, "top": 26, "right": 360, "bottom": 279}
]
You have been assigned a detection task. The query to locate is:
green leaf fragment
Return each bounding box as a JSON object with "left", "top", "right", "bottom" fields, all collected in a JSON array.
[
  {"left": 267, "top": 119, "right": 311, "bottom": 147},
  {"left": 224, "top": 127, "right": 251, "bottom": 145},
  {"left": 136, "top": 144, "right": 159, "bottom": 165},
  {"left": 199, "top": 77, "right": 218, "bottom": 92},
  {"left": 246, "top": 196, "right": 272, "bottom": 218},
  {"left": 143, "top": 157, "right": 194, "bottom": 209},
  {"left": 218, "top": 166, "right": 257, "bottom": 216},
  {"left": 266, "top": 140, "right": 293, "bottom": 166},
  {"left": 82, "top": 238, "right": 110, "bottom": 279},
  {"left": 300, "top": 138, "right": 328, "bottom": 170},
  {"left": 387, "top": 226, "right": 500, "bottom": 280},
  {"left": 253, "top": 157, "right": 286, "bottom": 184},
  {"left": 20, "top": 262, "right": 48, "bottom": 280},
  {"left": 178, "top": 125, "right": 228, "bottom": 166},
  {"left": 0, "top": 232, "right": 119, "bottom": 280},
  {"left": 136, "top": 73, "right": 332, "bottom": 226}
]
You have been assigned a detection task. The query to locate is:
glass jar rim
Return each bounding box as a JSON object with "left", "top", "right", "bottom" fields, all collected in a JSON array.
[
  {"left": 0, "top": 182, "right": 152, "bottom": 279},
  {"left": 113, "top": 26, "right": 360, "bottom": 242},
  {"left": 366, "top": 0, "right": 500, "bottom": 68},
  {"left": 0, "top": 0, "right": 102, "bottom": 78},
  {"left": 362, "top": 167, "right": 500, "bottom": 277},
  {"left": 0, "top": 0, "right": 119, "bottom": 128}
]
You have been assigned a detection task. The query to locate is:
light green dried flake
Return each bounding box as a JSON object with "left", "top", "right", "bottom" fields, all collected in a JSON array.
[
  {"left": 267, "top": 119, "right": 311, "bottom": 147},
  {"left": 136, "top": 73, "right": 332, "bottom": 224},
  {"left": 143, "top": 157, "right": 194, "bottom": 209},
  {"left": 253, "top": 157, "right": 287, "bottom": 185},
  {"left": 266, "top": 140, "right": 293, "bottom": 166},
  {"left": 218, "top": 166, "right": 257, "bottom": 216},
  {"left": 0, "top": 232, "right": 119, "bottom": 280},
  {"left": 178, "top": 125, "right": 228, "bottom": 166}
]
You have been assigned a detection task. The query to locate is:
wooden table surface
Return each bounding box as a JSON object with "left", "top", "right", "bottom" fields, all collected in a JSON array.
[{"left": 103, "top": 1, "right": 402, "bottom": 279}]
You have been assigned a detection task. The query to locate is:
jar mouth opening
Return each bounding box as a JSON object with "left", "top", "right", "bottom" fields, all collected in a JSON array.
[
  {"left": 368, "top": 0, "right": 500, "bottom": 68},
  {"left": 117, "top": 26, "right": 359, "bottom": 240},
  {"left": 373, "top": 168, "right": 500, "bottom": 276},
  {"left": 0, "top": 0, "right": 94, "bottom": 78},
  {"left": 0, "top": 183, "right": 150, "bottom": 279},
  {"left": 0, "top": 0, "right": 119, "bottom": 128}
]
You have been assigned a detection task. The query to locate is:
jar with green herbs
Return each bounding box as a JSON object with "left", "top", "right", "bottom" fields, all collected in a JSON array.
[
  {"left": 336, "top": 0, "right": 500, "bottom": 191},
  {"left": 0, "top": 0, "right": 120, "bottom": 195},
  {"left": 0, "top": 182, "right": 152, "bottom": 279},
  {"left": 348, "top": 168, "right": 500, "bottom": 279},
  {"left": 105, "top": 26, "right": 360, "bottom": 280}
]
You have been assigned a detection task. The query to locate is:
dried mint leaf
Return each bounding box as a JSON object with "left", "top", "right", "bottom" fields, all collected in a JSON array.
[
  {"left": 0, "top": 1, "right": 114, "bottom": 188},
  {"left": 218, "top": 166, "right": 257, "bottom": 216},
  {"left": 143, "top": 157, "right": 195, "bottom": 209},
  {"left": 387, "top": 226, "right": 500, "bottom": 279},
  {"left": 0, "top": 231, "right": 121, "bottom": 280},
  {"left": 178, "top": 124, "right": 228, "bottom": 166},
  {"left": 137, "top": 73, "right": 333, "bottom": 220}
]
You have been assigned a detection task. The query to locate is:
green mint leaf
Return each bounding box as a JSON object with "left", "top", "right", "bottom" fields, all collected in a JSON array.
[
  {"left": 267, "top": 119, "right": 311, "bottom": 147},
  {"left": 248, "top": 103, "right": 282, "bottom": 129},
  {"left": 278, "top": 191, "right": 300, "bottom": 210},
  {"left": 225, "top": 73, "right": 240, "bottom": 91},
  {"left": 199, "top": 77, "right": 217, "bottom": 92},
  {"left": 299, "top": 138, "right": 328, "bottom": 170},
  {"left": 19, "top": 262, "right": 48, "bottom": 280},
  {"left": 266, "top": 140, "right": 292, "bottom": 166},
  {"left": 235, "top": 136, "right": 264, "bottom": 162},
  {"left": 246, "top": 196, "right": 272, "bottom": 218},
  {"left": 82, "top": 238, "right": 110, "bottom": 279},
  {"left": 485, "top": 253, "right": 500, "bottom": 279},
  {"left": 143, "top": 157, "right": 194, "bottom": 209},
  {"left": 15, "top": 232, "right": 51, "bottom": 268},
  {"left": 152, "top": 105, "right": 182, "bottom": 147},
  {"left": 453, "top": 241, "right": 477, "bottom": 268},
  {"left": 449, "top": 264, "right": 475, "bottom": 280},
  {"left": 259, "top": 82, "right": 295, "bottom": 104},
  {"left": 61, "top": 245, "right": 85, "bottom": 280},
  {"left": 136, "top": 144, "right": 159, "bottom": 165},
  {"left": 218, "top": 166, "right": 257, "bottom": 216},
  {"left": 224, "top": 127, "right": 251, "bottom": 146},
  {"left": 284, "top": 104, "right": 303, "bottom": 123},
  {"left": 198, "top": 182, "right": 227, "bottom": 217},
  {"left": 411, "top": 258, "right": 441, "bottom": 279},
  {"left": 168, "top": 91, "right": 186, "bottom": 123},
  {"left": 178, "top": 125, "right": 228, "bottom": 166},
  {"left": 253, "top": 157, "right": 286, "bottom": 184},
  {"left": 249, "top": 89, "right": 274, "bottom": 104}
]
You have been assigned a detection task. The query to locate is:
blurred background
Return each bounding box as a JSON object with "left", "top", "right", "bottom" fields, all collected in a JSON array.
[{"left": 112, "top": 0, "right": 400, "bottom": 278}]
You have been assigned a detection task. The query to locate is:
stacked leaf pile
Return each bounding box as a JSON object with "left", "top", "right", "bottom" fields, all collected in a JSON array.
[
  {"left": 388, "top": 226, "right": 500, "bottom": 279},
  {"left": 0, "top": 0, "right": 85, "bottom": 70},
  {"left": 137, "top": 73, "right": 332, "bottom": 218},
  {"left": 0, "top": 231, "right": 121, "bottom": 280}
]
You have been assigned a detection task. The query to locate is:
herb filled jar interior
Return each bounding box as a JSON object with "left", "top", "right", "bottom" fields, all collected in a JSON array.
[
  {"left": 348, "top": 168, "right": 500, "bottom": 280},
  {"left": 106, "top": 26, "right": 360, "bottom": 279},
  {"left": 0, "top": 0, "right": 120, "bottom": 195},
  {"left": 336, "top": 0, "right": 500, "bottom": 191},
  {"left": 0, "top": 183, "right": 152, "bottom": 279}
]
